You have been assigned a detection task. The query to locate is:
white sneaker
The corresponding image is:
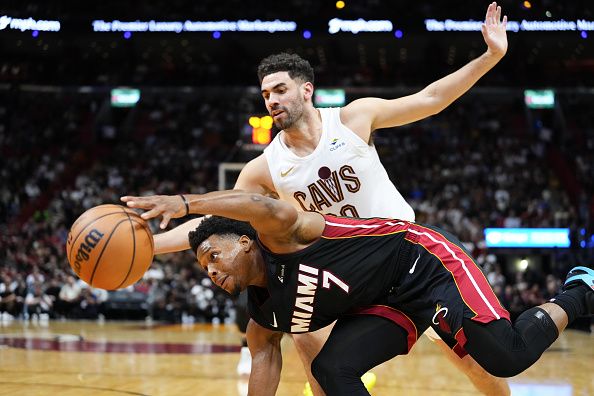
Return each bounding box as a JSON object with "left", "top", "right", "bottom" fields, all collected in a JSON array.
[{"left": 236, "top": 346, "right": 251, "bottom": 376}]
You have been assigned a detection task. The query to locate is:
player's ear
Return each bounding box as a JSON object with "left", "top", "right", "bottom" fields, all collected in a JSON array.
[
  {"left": 239, "top": 235, "right": 253, "bottom": 252},
  {"left": 302, "top": 81, "right": 314, "bottom": 102}
]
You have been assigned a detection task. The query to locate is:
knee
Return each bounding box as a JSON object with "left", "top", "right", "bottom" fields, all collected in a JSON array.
[
  {"left": 311, "top": 351, "right": 360, "bottom": 392},
  {"left": 311, "top": 352, "right": 341, "bottom": 390},
  {"left": 475, "top": 353, "right": 526, "bottom": 378},
  {"left": 486, "top": 366, "right": 522, "bottom": 378},
  {"left": 310, "top": 352, "right": 332, "bottom": 386}
]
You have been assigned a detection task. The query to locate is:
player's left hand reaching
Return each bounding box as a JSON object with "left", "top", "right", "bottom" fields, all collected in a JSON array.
[
  {"left": 121, "top": 194, "right": 187, "bottom": 229},
  {"left": 482, "top": 2, "right": 508, "bottom": 58}
]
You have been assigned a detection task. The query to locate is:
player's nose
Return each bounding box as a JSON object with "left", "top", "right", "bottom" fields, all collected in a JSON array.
[
  {"left": 268, "top": 94, "right": 280, "bottom": 107},
  {"left": 206, "top": 264, "right": 218, "bottom": 278}
]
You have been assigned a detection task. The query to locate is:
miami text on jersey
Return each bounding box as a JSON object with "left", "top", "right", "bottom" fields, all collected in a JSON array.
[{"left": 291, "top": 264, "right": 319, "bottom": 332}]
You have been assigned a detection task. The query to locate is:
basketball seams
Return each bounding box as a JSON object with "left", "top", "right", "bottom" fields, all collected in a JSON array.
[
  {"left": 115, "top": 208, "right": 137, "bottom": 290},
  {"left": 132, "top": 217, "right": 154, "bottom": 251},
  {"left": 88, "top": 218, "right": 130, "bottom": 288},
  {"left": 68, "top": 211, "right": 129, "bottom": 265},
  {"left": 130, "top": 219, "right": 154, "bottom": 251},
  {"left": 68, "top": 205, "right": 153, "bottom": 290}
]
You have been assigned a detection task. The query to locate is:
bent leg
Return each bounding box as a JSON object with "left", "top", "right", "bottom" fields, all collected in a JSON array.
[
  {"left": 463, "top": 305, "right": 562, "bottom": 377},
  {"left": 311, "top": 315, "right": 409, "bottom": 395},
  {"left": 463, "top": 266, "right": 593, "bottom": 378},
  {"left": 292, "top": 324, "right": 334, "bottom": 396},
  {"left": 431, "top": 336, "right": 510, "bottom": 396}
]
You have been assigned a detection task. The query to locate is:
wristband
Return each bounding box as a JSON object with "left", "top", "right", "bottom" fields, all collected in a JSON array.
[{"left": 180, "top": 194, "right": 189, "bottom": 216}]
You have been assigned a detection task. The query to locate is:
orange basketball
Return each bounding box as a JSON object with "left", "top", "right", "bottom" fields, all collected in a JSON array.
[{"left": 66, "top": 204, "right": 154, "bottom": 290}]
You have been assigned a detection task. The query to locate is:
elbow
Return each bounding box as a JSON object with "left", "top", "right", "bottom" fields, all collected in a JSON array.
[
  {"left": 274, "top": 207, "right": 299, "bottom": 228},
  {"left": 421, "top": 89, "right": 446, "bottom": 116}
]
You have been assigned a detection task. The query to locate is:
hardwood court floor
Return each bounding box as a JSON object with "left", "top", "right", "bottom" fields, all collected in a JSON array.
[{"left": 0, "top": 320, "right": 592, "bottom": 395}]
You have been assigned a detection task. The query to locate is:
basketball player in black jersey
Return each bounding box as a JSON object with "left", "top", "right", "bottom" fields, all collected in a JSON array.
[{"left": 124, "top": 191, "right": 593, "bottom": 396}]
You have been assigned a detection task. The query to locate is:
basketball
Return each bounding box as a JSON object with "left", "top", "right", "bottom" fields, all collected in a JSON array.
[{"left": 66, "top": 204, "right": 154, "bottom": 290}]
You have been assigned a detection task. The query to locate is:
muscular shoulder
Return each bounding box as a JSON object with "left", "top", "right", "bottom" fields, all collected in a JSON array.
[
  {"left": 234, "top": 154, "right": 278, "bottom": 198},
  {"left": 340, "top": 99, "right": 380, "bottom": 143}
]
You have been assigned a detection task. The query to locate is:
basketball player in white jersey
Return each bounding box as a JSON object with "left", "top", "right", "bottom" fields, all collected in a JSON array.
[{"left": 129, "top": 3, "right": 510, "bottom": 395}]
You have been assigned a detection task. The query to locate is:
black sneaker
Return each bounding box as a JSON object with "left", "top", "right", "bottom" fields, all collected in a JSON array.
[{"left": 563, "top": 266, "right": 594, "bottom": 315}]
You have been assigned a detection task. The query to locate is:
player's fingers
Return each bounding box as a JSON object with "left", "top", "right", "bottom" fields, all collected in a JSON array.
[
  {"left": 502, "top": 15, "right": 507, "bottom": 28},
  {"left": 121, "top": 196, "right": 146, "bottom": 206},
  {"left": 125, "top": 198, "right": 157, "bottom": 210},
  {"left": 141, "top": 208, "right": 162, "bottom": 220},
  {"left": 120, "top": 196, "right": 137, "bottom": 202},
  {"left": 491, "top": 3, "right": 498, "bottom": 25},
  {"left": 496, "top": 6, "right": 502, "bottom": 24},
  {"left": 160, "top": 214, "right": 171, "bottom": 229}
]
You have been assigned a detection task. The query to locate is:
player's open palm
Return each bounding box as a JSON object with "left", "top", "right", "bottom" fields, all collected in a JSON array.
[
  {"left": 121, "top": 194, "right": 186, "bottom": 229},
  {"left": 481, "top": 2, "right": 508, "bottom": 58}
]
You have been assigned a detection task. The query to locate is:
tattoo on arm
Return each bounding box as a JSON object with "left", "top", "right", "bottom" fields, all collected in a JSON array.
[
  {"left": 262, "top": 188, "right": 280, "bottom": 200},
  {"left": 250, "top": 194, "right": 278, "bottom": 214}
]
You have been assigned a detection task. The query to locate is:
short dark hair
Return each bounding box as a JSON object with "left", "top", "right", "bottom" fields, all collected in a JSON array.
[
  {"left": 257, "top": 52, "right": 314, "bottom": 84},
  {"left": 189, "top": 216, "right": 257, "bottom": 253}
]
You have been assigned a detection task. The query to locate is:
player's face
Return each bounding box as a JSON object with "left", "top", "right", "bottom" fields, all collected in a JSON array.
[
  {"left": 195, "top": 235, "right": 252, "bottom": 297},
  {"left": 261, "top": 71, "right": 306, "bottom": 130}
]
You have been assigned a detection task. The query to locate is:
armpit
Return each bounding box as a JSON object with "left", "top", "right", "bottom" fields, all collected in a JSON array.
[{"left": 262, "top": 187, "right": 280, "bottom": 200}]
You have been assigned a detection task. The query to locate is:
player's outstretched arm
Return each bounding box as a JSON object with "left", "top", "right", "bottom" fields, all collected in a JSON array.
[
  {"left": 121, "top": 190, "right": 324, "bottom": 251},
  {"left": 152, "top": 217, "right": 204, "bottom": 254},
  {"left": 122, "top": 190, "right": 295, "bottom": 232},
  {"left": 342, "top": 2, "right": 508, "bottom": 140},
  {"left": 133, "top": 155, "right": 276, "bottom": 255},
  {"left": 246, "top": 319, "right": 283, "bottom": 396}
]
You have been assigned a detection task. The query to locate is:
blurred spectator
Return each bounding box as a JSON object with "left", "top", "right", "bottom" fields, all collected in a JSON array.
[
  {"left": 24, "top": 283, "right": 53, "bottom": 320},
  {"left": 57, "top": 275, "right": 82, "bottom": 318}
]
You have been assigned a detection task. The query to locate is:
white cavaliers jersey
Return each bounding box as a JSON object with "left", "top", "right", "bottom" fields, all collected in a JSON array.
[{"left": 264, "top": 107, "right": 415, "bottom": 221}]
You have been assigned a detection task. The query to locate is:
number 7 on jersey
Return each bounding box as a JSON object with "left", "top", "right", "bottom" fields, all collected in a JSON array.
[{"left": 322, "top": 270, "right": 350, "bottom": 294}]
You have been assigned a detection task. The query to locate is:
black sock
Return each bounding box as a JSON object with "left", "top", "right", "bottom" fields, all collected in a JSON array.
[{"left": 550, "top": 285, "right": 589, "bottom": 323}]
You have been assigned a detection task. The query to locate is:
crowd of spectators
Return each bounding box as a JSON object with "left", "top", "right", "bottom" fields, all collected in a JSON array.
[
  {"left": 0, "top": 88, "right": 592, "bottom": 327},
  {"left": 377, "top": 94, "right": 578, "bottom": 244}
]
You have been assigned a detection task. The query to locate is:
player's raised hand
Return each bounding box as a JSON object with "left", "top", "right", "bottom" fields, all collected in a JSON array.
[
  {"left": 121, "top": 194, "right": 188, "bottom": 229},
  {"left": 481, "top": 2, "right": 508, "bottom": 58}
]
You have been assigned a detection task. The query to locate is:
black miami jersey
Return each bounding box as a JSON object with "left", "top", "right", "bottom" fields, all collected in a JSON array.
[
  {"left": 248, "top": 214, "right": 413, "bottom": 333},
  {"left": 247, "top": 215, "right": 510, "bottom": 357}
]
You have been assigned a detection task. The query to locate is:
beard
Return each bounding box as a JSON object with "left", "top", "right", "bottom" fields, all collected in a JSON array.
[
  {"left": 274, "top": 111, "right": 294, "bottom": 130},
  {"left": 272, "top": 101, "right": 303, "bottom": 130}
]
